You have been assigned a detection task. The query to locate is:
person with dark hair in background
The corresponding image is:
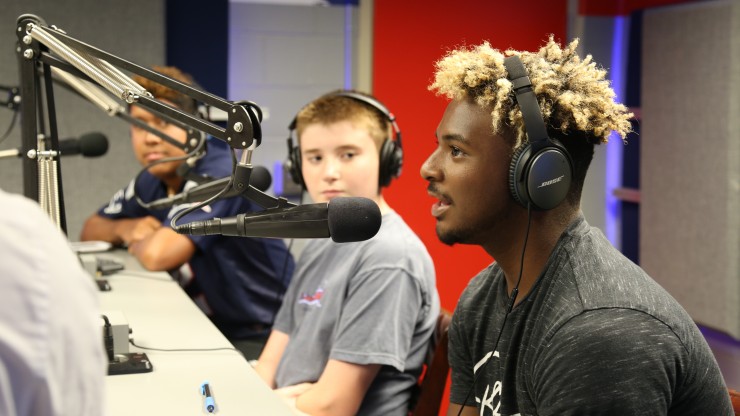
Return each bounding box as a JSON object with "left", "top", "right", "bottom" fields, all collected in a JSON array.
[
  {"left": 255, "top": 91, "right": 440, "bottom": 416},
  {"left": 80, "top": 66, "right": 295, "bottom": 360},
  {"left": 421, "top": 37, "right": 732, "bottom": 415},
  {"left": 0, "top": 188, "right": 107, "bottom": 415}
]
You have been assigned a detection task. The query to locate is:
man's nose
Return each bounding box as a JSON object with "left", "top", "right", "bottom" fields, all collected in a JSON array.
[{"left": 420, "top": 149, "right": 440, "bottom": 181}]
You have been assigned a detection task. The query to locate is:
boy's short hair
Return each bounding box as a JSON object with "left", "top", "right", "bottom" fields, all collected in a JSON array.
[{"left": 295, "top": 90, "right": 391, "bottom": 151}]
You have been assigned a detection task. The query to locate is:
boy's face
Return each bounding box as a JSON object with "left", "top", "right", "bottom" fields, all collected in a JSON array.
[
  {"left": 129, "top": 101, "right": 188, "bottom": 180},
  {"left": 420, "top": 98, "right": 517, "bottom": 246},
  {"left": 299, "top": 120, "right": 381, "bottom": 204}
]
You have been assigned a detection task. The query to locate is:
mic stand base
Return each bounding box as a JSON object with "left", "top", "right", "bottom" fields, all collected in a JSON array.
[{"left": 108, "top": 352, "right": 153, "bottom": 375}]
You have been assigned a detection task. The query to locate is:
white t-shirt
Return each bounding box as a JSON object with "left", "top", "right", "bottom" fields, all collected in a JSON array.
[{"left": 0, "top": 189, "right": 107, "bottom": 416}]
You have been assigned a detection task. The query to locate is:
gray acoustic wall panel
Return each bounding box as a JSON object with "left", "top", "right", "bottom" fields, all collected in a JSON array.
[
  {"left": 228, "top": 2, "right": 361, "bottom": 259},
  {"left": 641, "top": 0, "right": 740, "bottom": 338},
  {"left": 228, "top": 2, "right": 356, "bottom": 191},
  {"left": 0, "top": 0, "right": 166, "bottom": 240}
]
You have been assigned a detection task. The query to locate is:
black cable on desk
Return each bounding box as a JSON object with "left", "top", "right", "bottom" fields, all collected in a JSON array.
[{"left": 129, "top": 339, "right": 244, "bottom": 358}]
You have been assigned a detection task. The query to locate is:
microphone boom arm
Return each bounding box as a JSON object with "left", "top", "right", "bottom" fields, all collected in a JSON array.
[
  {"left": 25, "top": 21, "right": 259, "bottom": 149},
  {"left": 15, "top": 13, "right": 276, "bottom": 228},
  {"left": 49, "top": 65, "right": 199, "bottom": 152},
  {"left": 230, "top": 164, "right": 296, "bottom": 210},
  {"left": 148, "top": 163, "right": 296, "bottom": 211}
]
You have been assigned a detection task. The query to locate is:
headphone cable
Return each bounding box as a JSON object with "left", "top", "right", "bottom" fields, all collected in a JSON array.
[{"left": 456, "top": 203, "right": 532, "bottom": 416}]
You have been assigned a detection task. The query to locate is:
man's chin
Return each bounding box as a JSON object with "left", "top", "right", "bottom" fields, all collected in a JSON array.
[
  {"left": 436, "top": 225, "right": 464, "bottom": 246},
  {"left": 437, "top": 219, "right": 488, "bottom": 246}
]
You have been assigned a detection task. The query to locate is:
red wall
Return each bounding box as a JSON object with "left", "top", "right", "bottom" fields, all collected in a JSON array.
[{"left": 372, "top": 0, "right": 568, "bottom": 317}]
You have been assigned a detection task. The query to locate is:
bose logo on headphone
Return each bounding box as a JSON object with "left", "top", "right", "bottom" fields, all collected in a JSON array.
[{"left": 537, "top": 175, "right": 565, "bottom": 189}]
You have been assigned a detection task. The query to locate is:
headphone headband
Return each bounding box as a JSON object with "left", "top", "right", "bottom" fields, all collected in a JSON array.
[
  {"left": 504, "top": 56, "right": 549, "bottom": 149},
  {"left": 285, "top": 90, "right": 403, "bottom": 188},
  {"left": 287, "top": 91, "right": 402, "bottom": 147}
]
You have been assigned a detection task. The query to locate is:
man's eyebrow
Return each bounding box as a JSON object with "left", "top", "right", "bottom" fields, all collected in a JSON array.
[{"left": 436, "top": 133, "right": 468, "bottom": 144}]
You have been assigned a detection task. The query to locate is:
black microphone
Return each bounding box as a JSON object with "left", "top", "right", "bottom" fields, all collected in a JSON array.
[
  {"left": 174, "top": 196, "right": 382, "bottom": 243},
  {"left": 58, "top": 132, "right": 109, "bottom": 157},
  {"left": 146, "top": 166, "right": 272, "bottom": 210},
  {"left": 0, "top": 132, "right": 108, "bottom": 159}
]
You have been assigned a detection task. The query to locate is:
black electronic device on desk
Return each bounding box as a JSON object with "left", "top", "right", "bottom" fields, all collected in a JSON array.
[
  {"left": 97, "top": 257, "right": 125, "bottom": 275},
  {"left": 102, "top": 314, "right": 153, "bottom": 375},
  {"left": 108, "top": 352, "right": 153, "bottom": 375},
  {"left": 95, "top": 279, "right": 112, "bottom": 292},
  {"left": 71, "top": 241, "right": 124, "bottom": 291}
]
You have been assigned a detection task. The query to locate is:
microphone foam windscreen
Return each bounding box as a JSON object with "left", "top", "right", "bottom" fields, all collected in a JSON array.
[
  {"left": 327, "top": 197, "right": 381, "bottom": 243},
  {"left": 77, "top": 132, "right": 109, "bottom": 157}
]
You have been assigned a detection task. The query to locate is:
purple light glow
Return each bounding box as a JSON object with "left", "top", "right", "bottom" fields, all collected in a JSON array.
[{"left": 605, "top": 15, "right": 627, "bottom": 248}]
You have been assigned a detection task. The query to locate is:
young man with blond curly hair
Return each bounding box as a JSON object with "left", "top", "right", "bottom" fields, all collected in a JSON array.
[{"left": 421, "top": 37, "right": 731, "bottom": 415}]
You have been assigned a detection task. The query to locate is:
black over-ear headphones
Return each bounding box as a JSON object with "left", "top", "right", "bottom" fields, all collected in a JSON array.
[
  {"left": 285, "top": 91, "right": 403, "bottom": 188},
  {"left": 504, "top": 55, "right": 573, "bottom": 210}
]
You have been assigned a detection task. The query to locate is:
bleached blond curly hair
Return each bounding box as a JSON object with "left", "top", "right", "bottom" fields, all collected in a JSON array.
[{"left": 430, "top": 36, "right": 633, "bottom": 149}]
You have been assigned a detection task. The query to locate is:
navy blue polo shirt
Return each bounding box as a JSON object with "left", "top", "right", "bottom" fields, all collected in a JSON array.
[{"left": 97, "top": 138, "right": 295, "bottom": 339}]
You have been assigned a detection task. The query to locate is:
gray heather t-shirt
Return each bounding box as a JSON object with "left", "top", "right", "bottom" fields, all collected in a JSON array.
[
  {"left": 273, "top": 211, "right": 440, "bottom": 416},
  {"left": 449, "top": 214, "right": 732, "bottom": 416}
]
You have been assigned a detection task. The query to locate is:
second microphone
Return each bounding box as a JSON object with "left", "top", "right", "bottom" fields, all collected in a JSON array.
[{"left": 175, "top": 197, "right": 382, "bottom": 243}]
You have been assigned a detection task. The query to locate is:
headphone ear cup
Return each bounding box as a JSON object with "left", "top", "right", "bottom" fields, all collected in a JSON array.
[
  {"left": 287, "top": 145, "right": 303, "bottom": 186},
  {"left": 509, "top": 141, "right": 573, "bottom": 210},
  {"left": 509, "top": 144, "right": 530, "bottom": 207},
  {"left": 378, "top": 138, "right": 403, "bottom": 188}
]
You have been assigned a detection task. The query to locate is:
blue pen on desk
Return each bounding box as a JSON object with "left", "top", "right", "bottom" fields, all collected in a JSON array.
[{"left": 201, "top": 381, "right": 216, "bottom": 413}]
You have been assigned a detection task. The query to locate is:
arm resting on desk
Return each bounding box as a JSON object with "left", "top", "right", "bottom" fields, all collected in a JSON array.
[
  {"left": 257, "top": 330, "right": 380, "bottom": 415},
  {"left": 80, "top": 214, "right": 156, "bottom": 246},
  {"left": 127, "top": 227, "right": 194, "bottom": 271},
  {"left": 81, "top": 214, "right": 194, "bottom": 271},
  {"left": 291, "top": 359, "right": 380, "bottom": 416}
]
